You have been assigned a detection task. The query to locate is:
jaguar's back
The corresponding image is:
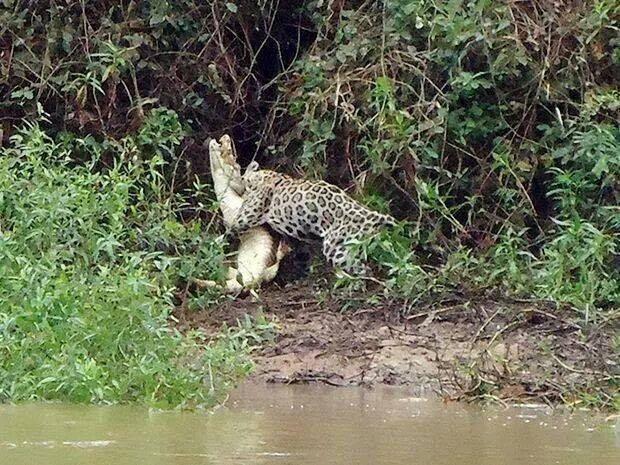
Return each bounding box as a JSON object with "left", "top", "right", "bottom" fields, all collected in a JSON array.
[{"left": 266, "top": 177, "right": 391, "bottom": 239}]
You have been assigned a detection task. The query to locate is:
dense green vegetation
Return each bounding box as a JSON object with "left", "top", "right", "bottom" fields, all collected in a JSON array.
[
  {"left": 1, "top": 1, "right": 617, "bottom": 406},
  {"left": 0, "top": 116, "right": 273, "bottom": 407},
  {"left": 286, "top": 1, "right": 619, "bottom": 322}
]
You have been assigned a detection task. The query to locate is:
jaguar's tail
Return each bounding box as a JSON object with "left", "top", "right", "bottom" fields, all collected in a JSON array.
[{"left": 370, "top": 211, "right": 397, "bottom": 228}]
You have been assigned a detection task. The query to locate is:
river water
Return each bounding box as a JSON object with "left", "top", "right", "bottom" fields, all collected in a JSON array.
[{"left": 0, "top": 383, "right": 617, "bottom": 465}]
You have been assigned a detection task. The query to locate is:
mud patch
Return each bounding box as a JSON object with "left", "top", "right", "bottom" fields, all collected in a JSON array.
[{"left": 174, "top": 281, "right": 618, "bottom": 408}]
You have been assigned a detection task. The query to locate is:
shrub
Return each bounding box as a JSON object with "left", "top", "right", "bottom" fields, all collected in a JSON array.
[
  {"left": 0, "top": 116, "right": 263, "bottom": 407},
  {"left": 269, "top": 0, "right": 619, "bottom": 320}
]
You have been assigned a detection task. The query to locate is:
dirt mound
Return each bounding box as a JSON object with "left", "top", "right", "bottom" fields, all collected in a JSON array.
[{"left": 174, "top": 281, "right": 618, "bottom": 408}]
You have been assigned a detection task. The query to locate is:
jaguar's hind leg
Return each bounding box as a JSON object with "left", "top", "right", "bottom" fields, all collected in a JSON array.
[{"left": 322, "top": 233, "right": 368, "bottom": 276}]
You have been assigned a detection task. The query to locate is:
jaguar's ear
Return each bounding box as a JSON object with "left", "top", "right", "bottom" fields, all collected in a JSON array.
[{"left": 245, "top": 160, "right": 260, "bottom": 174}]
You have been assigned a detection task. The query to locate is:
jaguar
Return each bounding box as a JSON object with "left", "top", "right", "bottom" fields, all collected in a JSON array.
[{"left": 230, "top": 162, "right": 396, "bottom": 274}]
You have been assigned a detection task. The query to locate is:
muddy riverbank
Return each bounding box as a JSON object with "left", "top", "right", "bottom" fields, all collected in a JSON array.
[{"left": 174, "top": 280, "right": 618, "bottom": 408}]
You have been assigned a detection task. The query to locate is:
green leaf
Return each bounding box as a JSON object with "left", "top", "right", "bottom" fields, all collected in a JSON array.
[
  {"left": 11, "top": 88, "right": 34, "bottom": 100},
  {"left": 402, "top": 3, "right": 417, "bottom": 15}
]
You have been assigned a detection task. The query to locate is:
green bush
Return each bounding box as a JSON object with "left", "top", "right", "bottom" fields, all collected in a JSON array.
[
  {"left": 0, "top": 116, "right": 264, "bottom": 407},
  {"left": 271, "top": 0, "right": 619, "bottom": 320}
]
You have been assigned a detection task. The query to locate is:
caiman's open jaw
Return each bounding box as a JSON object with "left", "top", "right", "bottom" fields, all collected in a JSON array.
[
  {"left": 208, "top": 138, "right": 224, "bottom": 171},
  {"left": 218, "top": 135, "right": 237, "bottom": 166},
  {"left": 209, "top": 136, "right": 244, "bottom": 196}
]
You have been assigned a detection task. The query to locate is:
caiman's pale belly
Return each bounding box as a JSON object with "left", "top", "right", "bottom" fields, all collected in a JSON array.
[{"left": 236, "top": 227, "right": 277, "bottom": 284}]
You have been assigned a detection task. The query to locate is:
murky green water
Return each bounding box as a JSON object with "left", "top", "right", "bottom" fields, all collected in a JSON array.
[{"left": 0, "top": 383, "right": 617, "bottom": 465}]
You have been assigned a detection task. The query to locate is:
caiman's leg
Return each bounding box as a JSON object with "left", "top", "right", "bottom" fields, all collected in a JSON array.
[
  {"left": 262, "top": 239, "right": 292, "bottom": 283},
  {"left": 194, "top": 267, "right": 244, "bottom": 294}
]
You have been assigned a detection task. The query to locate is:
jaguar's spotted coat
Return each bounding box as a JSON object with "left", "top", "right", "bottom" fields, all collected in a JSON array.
[{"left": 230, "top": 163, "right": 396, "bottom": 274}]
